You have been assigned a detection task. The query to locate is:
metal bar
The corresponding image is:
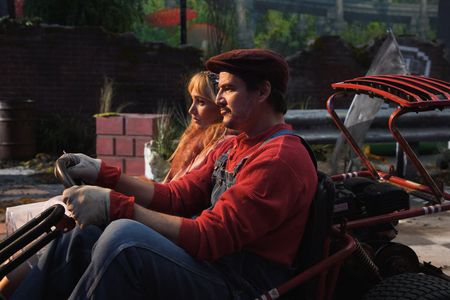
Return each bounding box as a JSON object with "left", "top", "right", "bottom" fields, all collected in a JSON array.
[
  {"left": 419, "top": 76, "right": 450, "bottom": 93},
  {"left": 387, "top": 75, "right": 450, "bottom": 99},
  {"left": 274, "top": 232, "right": 356, "bottom": 297},
  {"left": 324, "top": 264, "right": 343, "bottom": 300},
  {"left": 179, "top": 0, "right": 187, "bottom": 45},
  {"left": 0, "top": 204, "right": 65, "bottom": 263},
  {"left": 346, "top": 201, "right": 450, "bottom": 230},
  {"left": 0, "top": 230, "right": 60, "bottom": 278},
  {"left": 354, "top": 77, "right": 425, "bottom": 101},
  {"left": 378, "top": 170, "right": 450, "bottom": 201},
  {"left": 326, "top": 92, "right": 380, "bottom": 180},
  {"left": 331, "top": 82, "right": 410, "bottom": 106},
  {"left": 389, "top": 108, "right": 444, "bottom": 203},
  {"left": 366, "top": 75, "right": 439, "bottom": 101},
  {"left": 331, "top": 170, "right": 375, "bottom": 181}
]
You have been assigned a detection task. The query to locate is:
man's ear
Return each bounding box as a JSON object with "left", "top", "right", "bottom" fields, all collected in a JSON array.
[{"left": 257, "top": 80, "right": 271, "bottom": 103}]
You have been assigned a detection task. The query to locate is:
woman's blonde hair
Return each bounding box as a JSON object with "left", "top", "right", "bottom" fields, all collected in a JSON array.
[
  {"left": 187, "top": 71, "right": 218, "bottom": 101},
  {"left": 165, "top": 72, "right": 227, "bottom": 182}
]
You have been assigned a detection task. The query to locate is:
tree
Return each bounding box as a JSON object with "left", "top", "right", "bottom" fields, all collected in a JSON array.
[
  {"left": 254, "top": 10, "right": 317, "bottom": 56},
  {"left": 24, "top": 0, "right": 146, "bottom": 33}
]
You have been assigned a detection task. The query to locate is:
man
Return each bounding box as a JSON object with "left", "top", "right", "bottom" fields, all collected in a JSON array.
[{"left": 12, "top": 49, "right": 317, "bottom": 300}]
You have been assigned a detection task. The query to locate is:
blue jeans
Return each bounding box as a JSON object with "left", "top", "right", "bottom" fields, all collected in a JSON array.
[{"left": 13, "top": 219, "right": 292, "bottom": 300}]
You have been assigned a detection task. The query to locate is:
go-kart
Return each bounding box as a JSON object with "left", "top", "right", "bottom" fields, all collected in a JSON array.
[
  {"left": 1, "top": 75, "right": 450, "bottom": 300},
  {"left": 258, "top": 74, "right": 450, "bottom": 300}
]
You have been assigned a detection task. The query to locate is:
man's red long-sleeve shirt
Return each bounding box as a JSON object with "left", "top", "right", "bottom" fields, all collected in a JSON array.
[{"left": 105, "top": 123, "right": 317, "bottom": 267}]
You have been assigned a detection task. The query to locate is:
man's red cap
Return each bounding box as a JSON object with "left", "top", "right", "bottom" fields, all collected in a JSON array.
[{"left": 205, "top": 48, "right": 289, "bottom": 94}]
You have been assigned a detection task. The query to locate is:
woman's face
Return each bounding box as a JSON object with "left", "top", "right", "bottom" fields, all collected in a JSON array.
[{"left": 188, "top": 90, "right": 222, "bottom": 128}]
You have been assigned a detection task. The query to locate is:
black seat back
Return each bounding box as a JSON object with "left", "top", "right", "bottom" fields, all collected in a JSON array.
[
  {"left": 284, "top": 171, "right": 336, "bottom": 299},
  {"left": 296, "top": 171, "right": 335, "bottom": 270}
]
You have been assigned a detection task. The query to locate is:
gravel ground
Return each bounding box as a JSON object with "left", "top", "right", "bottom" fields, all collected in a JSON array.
[{"left": 0, "top": 168, "right": 64, "bottom": 223}]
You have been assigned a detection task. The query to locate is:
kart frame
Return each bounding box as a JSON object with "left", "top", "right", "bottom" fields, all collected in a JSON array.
[{"left": 259, "top": 74, "right": 450, "bottom": 300}]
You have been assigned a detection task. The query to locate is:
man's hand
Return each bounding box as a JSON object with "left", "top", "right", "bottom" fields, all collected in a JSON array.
[
  {"left": 58, "top": 153, "right": 101, "bottom": 184},
  {"left": 63, "top": 185, "right": 111, "bottom": 228}
]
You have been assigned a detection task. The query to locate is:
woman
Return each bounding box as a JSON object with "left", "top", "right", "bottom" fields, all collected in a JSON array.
[
  {"left": 163, "top": 71, "right": 232, "bottom": 182},
  {"left": 0, "top": 71, "right": 231, "bottom": 299}
]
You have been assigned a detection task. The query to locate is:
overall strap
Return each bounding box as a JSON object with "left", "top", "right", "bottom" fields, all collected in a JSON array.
[
  {"left": 233, "top": 129, "right": 317, "bottom": 175},
  {"left": 209, "top": 128, "right": 317, "bottom": 208}
]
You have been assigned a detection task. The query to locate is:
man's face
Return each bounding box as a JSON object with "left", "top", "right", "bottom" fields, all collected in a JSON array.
[{"left": 216, "top": 72, "right": 259, "bottom": 131}]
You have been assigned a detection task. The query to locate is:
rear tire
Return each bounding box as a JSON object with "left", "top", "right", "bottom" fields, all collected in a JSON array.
[{"left": 363, "top": 272, "right": 450, "bottom": 300}]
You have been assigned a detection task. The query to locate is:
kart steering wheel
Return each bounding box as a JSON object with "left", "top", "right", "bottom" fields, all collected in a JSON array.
[
  {"left": 54, "top": 155, "right": 79, "bottom": 188},
  {"left": 0, "top": 158, "right": 78, "bottom": 278}
]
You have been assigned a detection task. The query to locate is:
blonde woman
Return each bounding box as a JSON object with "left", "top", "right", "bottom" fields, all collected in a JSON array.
[{"left": 163, "top": 71, "right": 233, "bottom": 182}]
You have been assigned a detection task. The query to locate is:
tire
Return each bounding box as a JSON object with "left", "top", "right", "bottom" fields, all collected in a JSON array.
[{"left": 363, "top": 273, "right": 450, "bottom": 300}]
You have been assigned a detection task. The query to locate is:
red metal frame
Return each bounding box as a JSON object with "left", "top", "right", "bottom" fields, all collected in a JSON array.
[
  {"left": 260, "top": 75, "right": 450, "bottom": 300},
  {"left": 329, "top": 74, "right": 450, "bottom": 204}
]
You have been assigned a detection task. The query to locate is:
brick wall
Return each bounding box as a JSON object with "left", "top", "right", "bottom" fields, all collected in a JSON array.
[
  {"left": 96, "top": 114, "right": 161, "bottom": 176},
  {"left": 286, "top": 35, "right": 450, "bottom": 109},
  {"left": 0, "top": 24, "right": 203, "bottom": 118},
  {"left": 286, "top": 36, "right": 366, "bottom": 109}
]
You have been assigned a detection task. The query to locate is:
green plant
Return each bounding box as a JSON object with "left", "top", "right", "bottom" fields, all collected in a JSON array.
[
  {"left": 95, "top": 76, "right": 134, "bottom": 117},
  {"left": 99, "top": 77, "right": 114, "bottom": 114},
  {"left": 36, "top": 113, "right": 96, "bottom": 156},
  {"left": 151, "top": 102, "right": 188, "bottom": 161}
]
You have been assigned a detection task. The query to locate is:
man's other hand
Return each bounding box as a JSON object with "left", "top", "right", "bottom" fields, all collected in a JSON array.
[{"left": 63, "top": 185, "right": 111, "bottom": 228}]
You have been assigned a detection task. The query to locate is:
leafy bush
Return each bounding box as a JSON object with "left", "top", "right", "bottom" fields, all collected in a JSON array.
[
  {"left": 36, "top": 113, "right": 96, "bottom": 156},
  {"left": 255, "top": 10, "right": 317, "bottom": 56}
]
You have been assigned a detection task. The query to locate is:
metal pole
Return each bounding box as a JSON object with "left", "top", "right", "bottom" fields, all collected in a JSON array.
[
  {"left": 7, "top": 0, "right": 15, "bottom": 18},
  {"left": 180, "top": 0, "right": 186, "bottom": 45}
]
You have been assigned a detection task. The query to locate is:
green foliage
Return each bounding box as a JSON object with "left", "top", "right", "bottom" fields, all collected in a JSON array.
[
  {"left": 24, "top": 0, "right": 145, "bottom": 33},
  {"left": 133, "top": 0, "right": 211, "bottom": 47},
  {"left": 36, "top": 113, "right": 96, "bottom": 156},
  {"left": 99, "top": 77, "right": 114, "bottom": 114},
  {"left": 94, "top": 76, "right": 134, "bottom": 117},
  {"left": 0, "top": 16, "right": 42, "bottom": 30},
  {"left": 254, "top": 10, "right": 317, "bottom": 55},
  {"left": 151, "top": 102, "right": 188, "bottom": 161},
  {"left": 340, "top": 21, "right": 391, "bottom": 47}
]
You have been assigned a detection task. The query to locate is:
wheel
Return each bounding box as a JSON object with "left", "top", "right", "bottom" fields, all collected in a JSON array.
[{"left": 363, "top": 273, "right": 450, "bottom": 300}]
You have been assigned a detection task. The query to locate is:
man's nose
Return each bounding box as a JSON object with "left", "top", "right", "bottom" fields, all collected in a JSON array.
[{"left": 215, "top": 91, "right": 224, "bottom": 106}]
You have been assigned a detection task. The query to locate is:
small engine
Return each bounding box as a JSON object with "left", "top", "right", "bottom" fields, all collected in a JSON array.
[
  {"left": 332, "top": 177, "right": 413, "bottom": 300},
  {"left": 333, "top": 176, "right": 410, "bottom": 242}
]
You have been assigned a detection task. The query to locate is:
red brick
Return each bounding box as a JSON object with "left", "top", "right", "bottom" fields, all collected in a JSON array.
[
  {"left": 115, "top": 136, "right": 135, "bottom": 156},
  {"left": 98, "top": 156, "right": 124, "bottom": 170},
  {"left": 96, "top": 116, "right": 124, "bottom": 135},
  {"left": 125, "top": 158, "right": 145, "bottom": 176},
  {"left": 96, "top": 136, "right": 114, "bottom": 155},
  {"left": 125, "top": 114, "right": 159, "bottom": 136},
  {"left": 135, "top": 137, "right": 152, "bottom": 157}
]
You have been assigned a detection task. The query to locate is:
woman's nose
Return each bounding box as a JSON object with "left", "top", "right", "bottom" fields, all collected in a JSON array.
[{"left": 188, "top": 103, "right": 196, "bottom": 115}]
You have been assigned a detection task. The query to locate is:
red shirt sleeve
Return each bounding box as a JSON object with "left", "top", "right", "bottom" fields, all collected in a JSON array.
[
  {"left": 96, "top": 161, "right": 121, "bottom": 189},
  {"left": 109, "top": 190, "right": 135, "bottom": 220}
]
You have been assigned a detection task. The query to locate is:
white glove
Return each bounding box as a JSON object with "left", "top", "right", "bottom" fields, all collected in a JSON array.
[
  {"left": 63, "top": 185, "right": 111, "bottom": 229},
  {"left": 59, "top": 153, "right": 101, "bottom": 184}
]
